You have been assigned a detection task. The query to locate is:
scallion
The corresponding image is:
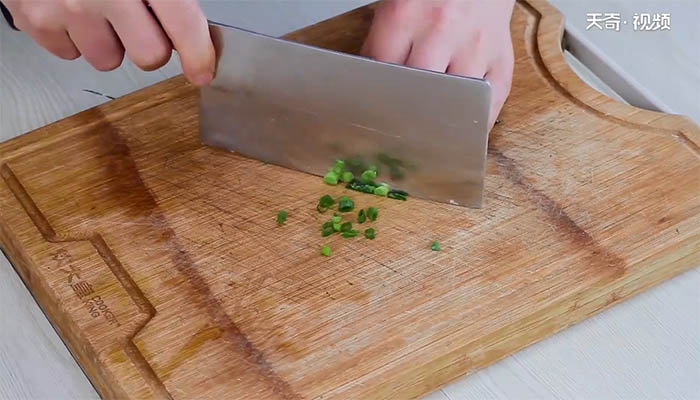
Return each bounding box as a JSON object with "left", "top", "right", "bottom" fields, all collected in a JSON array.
[
  {"left": 321, "top": 245, "right": 331, "bottom": 257},
  {"left": 364, "top": 228, "right": 376, "bottom": 240},
  {"left": 324, "top": 171, "right": 339, "bottom": 185},
  {"left": 374, "top": 186, "right": 389, "bottom": 196},
  {"left": 338, "top": 196, "right": 354, "bottom": 212},
  {"left": 357, "top": 209, "right": 366, "bottom": 223},
  {"left": 341, "top": 171, "right": 354, "bottom": 183},
  {"left": 332, "top": 159, "right": 345, "bottom": 175},
  {"left": 276, "top": 210, "right": 287, "bottom": 224},
  {"left": 367, "top": 207, "right": 378, "bottom": 222},
  {"left": 319, "top": 194, "right": 335, "bottom": 209},
  {"left": 340, "top": 221, "right": 353, "bottom": 233},
  {"left": 361, "top": 169, "right": 377, "bottom": 182}
]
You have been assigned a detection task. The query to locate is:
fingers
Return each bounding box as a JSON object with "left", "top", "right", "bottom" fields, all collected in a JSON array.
[
  {"left": 360, "top": 7, "right": 412, "bottom": 64},
  {"left": 28, "top": 28, "right": 80, "bottom": 59},
  {"left": 405, "top": 37, "right": 452, "bottom": 72},
  {"left": 5, "top": 0, "right": 80, "bottom": 59},
  {"left": 484, "top": 43, "right": 514, "bottom": 129},
  {"left": 104, "top": 0, "right": 172, "bottom": 71},
  {"left": 67, "top": 17, "right": 124, "bottom": 71},
  {"left": 446, "top": 52, "right": 489, "bottom": 79},
  {"left": 148, "top": 0, "right": 215, "bottom": 86}
]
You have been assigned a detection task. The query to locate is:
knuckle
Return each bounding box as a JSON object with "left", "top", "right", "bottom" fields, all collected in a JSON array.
[
  {"left": 25, "top": 8, "right": 57, "bottom": 30},
  {"left": 428, "top": 5, "right": 453, "bottom": 30},
  {"left": 468, "top": 29, "right": 483, "bottom": 48},
  {"left": 379, "top": 0, "right": 413, "bottom": 22},
  {"left": 63, "top": 0, "right": 86, "bottom": 15}
]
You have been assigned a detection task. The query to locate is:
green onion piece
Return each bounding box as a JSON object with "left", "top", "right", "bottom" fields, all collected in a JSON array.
[
  {"left": 341, "top": 171, "right": 354, "bottom": 183},
  {"left": 324, "top": 171, "right": 339, "bottom": 185},
  {"left": 431, "top": 241, "right": 441, "bottom": 251},
  {"left": 321, "top": 245, "right": 331, "bottom": 257},
  {"left": 319, "top": 194, "right": 335, "bottom": 209},
  {"left": 331, "top": 215, "right": 342, "bottom": 224},
  {"left": 340, "top": 221, "right": 353, "bottom": 233},
  {"left": 338, "top": 196, "right": 354, "bottom": 212},
  {"left": 322, "top": 221, "right": 333, "bottom": 230},
  {"left": 322, "top": 226, "right": 335, "bottom": 237},
  {"left": 276, "top": 210, "right": 287, "bottom": 224},
  {"left": 333, "top": 222, "right": 342, "bottom": 232},
  {"left": 341, "top": 230, "right": 359, "bottom": 238},
  {"left": 346, "top": 179, "right": 378, "bottom": 194},
  {"left": 387, "top": 189, "right": 408, "bottom": 201},
  {"left": 332, "top": 159, "right": 345, "bottom": 175},
  {"left": 367, "top": 207, "right": 378, "bottom": 222},
  {"left": 357, "top": 209, "right": 366, "bottom": 224},
  {"left": 374, "top": 186, "right": 389, "bottom": 196},
  {"left": 361, "top": 169, "right": 377, "bottom": 182},
  {"left": 364, "top": 228, "right": 376, "bottom": 240}
]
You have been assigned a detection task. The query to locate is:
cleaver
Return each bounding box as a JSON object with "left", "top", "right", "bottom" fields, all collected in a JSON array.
[{"left": 199, "top": 21, "right": 492, "bottom": 208}]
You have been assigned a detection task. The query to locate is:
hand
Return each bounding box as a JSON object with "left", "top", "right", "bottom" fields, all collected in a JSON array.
[
  {"left": 361, "top": 0, "right": 515, "bottom": 129},
  {"left": 4, "top": 0, "right": 215, "bottom": 87}
]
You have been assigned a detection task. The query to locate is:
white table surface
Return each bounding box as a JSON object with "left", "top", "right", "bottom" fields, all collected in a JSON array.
[{"left": 1, "top": 1, "right": 699, "bottom": 399}]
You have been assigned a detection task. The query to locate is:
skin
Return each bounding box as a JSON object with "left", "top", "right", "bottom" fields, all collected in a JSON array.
[
  {"left": 4, "top": 0, "right": 215, "bottom": 86},
  {"left": 361, "top": 0, "right": 516, "bottom": 129},
  {"left": 6, "top": 0, "right": 515, "bottom": 126}
]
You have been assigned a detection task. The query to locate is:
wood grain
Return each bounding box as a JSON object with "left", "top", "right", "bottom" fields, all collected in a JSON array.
[{"left": 0, "top": 1, "right": 698, "bottom": 399}]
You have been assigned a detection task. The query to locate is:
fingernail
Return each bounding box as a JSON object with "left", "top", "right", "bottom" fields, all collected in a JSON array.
[{"left": 192, "top": 71, "right": 213, "bottom": 87}]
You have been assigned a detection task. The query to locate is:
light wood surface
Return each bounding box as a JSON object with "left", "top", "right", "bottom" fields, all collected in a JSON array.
[{"left": 0, "top": 0, "right": 697, "bottom": 400}]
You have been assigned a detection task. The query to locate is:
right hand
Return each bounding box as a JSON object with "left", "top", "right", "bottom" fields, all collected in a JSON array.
[{"left": 4, "top": 0, "right": 215, "bottom": 86}]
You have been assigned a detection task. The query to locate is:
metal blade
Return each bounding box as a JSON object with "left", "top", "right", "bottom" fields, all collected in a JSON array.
[{"left": 200, "top": 22, "right": 491, "bottom": 207}]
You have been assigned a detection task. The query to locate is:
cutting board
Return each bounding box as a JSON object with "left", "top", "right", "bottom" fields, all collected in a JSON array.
[{"left": 1, "top": 1, "right": 698, "bottom": 399}]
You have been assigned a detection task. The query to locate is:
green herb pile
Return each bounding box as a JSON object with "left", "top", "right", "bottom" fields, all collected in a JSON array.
[{"left": 277, "top": 159, "right": 441, "bottom": 256}]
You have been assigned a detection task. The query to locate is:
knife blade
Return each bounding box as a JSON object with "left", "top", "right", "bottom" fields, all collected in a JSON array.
[{"left": 199, "top": 21, "right": 491, "bottom": 207}]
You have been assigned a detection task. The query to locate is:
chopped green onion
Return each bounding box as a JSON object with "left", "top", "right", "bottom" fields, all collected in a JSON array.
[
  {"left": 374, "top": 185, "right": 389, "bottom": 196},
  {"left": 332, "top": 159, "right": 345, "bottom": 175},
  {"left": 367, "top": 207, "right": 378, "bottom": 222},
  {"left": 340, "top": 221, "right": 353, "bottom": 233},
  {"left": 331, "top": 215, "right": 342, "bottom": 224},
  {"left": 341, "top": 230, "right": 359, "bottom": 238},
  {"left": 338, "top": 196, "right": 354, "bottom": 212},
  {"left": 276, "top": 210, "right": 287, "bottom": 224},
  {"left": 319, "top": 194, "right": 335, "bottom": 209},
  {"left": 341, "top": 171, "right": 354, "bottom": 183},
  {"left": 346, "top": 179, "right": 378, "bottom": 194},
  {"left": 332, "top": 222, "right": 342, "bottom": 232},
  {"left": 322, "top": 226, "right": 335, "bottom": 237},
  {"left": 364, "top": 228, "right": 376, "bottom": 240},
  {"left": 322, "top": 221, "right": 333, "bottom": 230},
  {"left": 388, "top": 189, "right": 408, "bottom": 201},
  {"left": 324, "top": 171, "right": 339, "bottom": 185},
  {"left": 321, "top": 245, "right": 331, "bottom": 257},
  {"left": 357, "top": 209, "right": 366, "bottom": 223},
  {"left": 361, "top": 169, "right": 377, "bottom": 182},
  {"left": 431, "top": 241, "right": 441, "bottom": 251}
]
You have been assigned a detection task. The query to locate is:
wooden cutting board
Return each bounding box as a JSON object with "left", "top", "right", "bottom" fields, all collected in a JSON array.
[{"left": 1, "top": 1, "right": 698, "bottom": 399}]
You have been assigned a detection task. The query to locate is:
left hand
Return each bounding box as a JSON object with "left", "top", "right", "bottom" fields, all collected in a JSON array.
[{"left": 361, "top": 0, "right": 516, "bottom": 129}]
